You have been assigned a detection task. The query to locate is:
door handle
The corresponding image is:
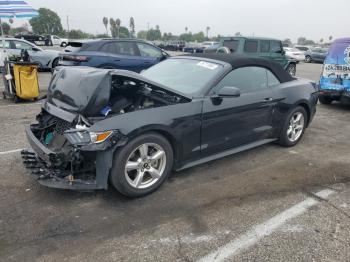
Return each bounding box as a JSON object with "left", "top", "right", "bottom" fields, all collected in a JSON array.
[{"left": 263, "top": 97, "right": 273, "bottom": 101}]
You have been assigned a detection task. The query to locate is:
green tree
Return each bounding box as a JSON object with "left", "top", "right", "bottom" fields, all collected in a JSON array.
[
  {"left": 68, "top": 29, "right": 91, "bottom": 39},
  {"left": 129, "top": 17, "right": 135, "bottom": 38},
  {"left": 29, "top": 8, "right": 63, "bottom": 35},
  {"left": 179, "top": 32, "right": 192, "bottom": 42},
  {"left": 193, "top": 31, "right": 205, "bottom": 42},
  {"left": 119, "top": 26, "right": 130, "bottom": 38},
  {"left": 147, "top": 28, "right": 161, "bottom": 41},
  {"left": 103, "top": 17, "right": 109, "bottom": 36},
  {"left": 235, "top": 32, "right": 242, "bottom": 36},
  {"left": 185, "top": 27, "right": 188, "bottom": 33},
  {"left": 1, "top": 22, "right": 10, "bottom": 35},
  {"left": 329, "top": 35, "right": 333, "bottom": 42},
  {"left": 137, "top": 30, "right": 148, "bottom": 39},
  {"left": 320, "top": 38, "right": 324, "bottom": 44}
]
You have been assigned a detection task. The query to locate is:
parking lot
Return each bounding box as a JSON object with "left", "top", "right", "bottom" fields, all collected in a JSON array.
[{"left": 1, "top": 62, "right": 350, "bottom": 261}]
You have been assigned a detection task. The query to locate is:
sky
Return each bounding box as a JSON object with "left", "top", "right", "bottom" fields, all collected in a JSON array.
[{"left": 12, "top": 0, "right": 350, "bottom": 42}]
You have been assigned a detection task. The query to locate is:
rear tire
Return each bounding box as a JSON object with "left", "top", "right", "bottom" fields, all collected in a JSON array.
[
  {"left": 319, "top": 95, "right": 333, "bottom": 105},
  {"left": 52, "top": 58, "right": 59, "bottom": 69},
  {"left": 110, "top": 132, "right": 173, "bottom": 198},
  {"left": 305, "top": 55, "right": 312, "bottom": 63},
  {"left": 279, "top": 106, "right": 307, "bottom": 147}
]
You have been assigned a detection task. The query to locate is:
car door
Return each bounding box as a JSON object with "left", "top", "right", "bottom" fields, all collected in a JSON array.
[
  {"left": 270, "top": 40, "right": 287, "bottom": 67},
  {"left": 135, "top": 42, "right": 165, "bottom": 70},
  {"left": 1, "top": 40, "right": 15, "bottom": 56},
  {"left": 200, "top": 66, "right": 276, "bottom": 157}
]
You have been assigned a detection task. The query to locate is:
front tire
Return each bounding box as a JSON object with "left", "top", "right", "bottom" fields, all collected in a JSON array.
[
  {"left": 319, "top": 95, "right": 333, "bottom": 105},
  {"left": 61, "top": 42, "right": 67, "bottom": 47},
  {"left": 110, "top": 133, "right": 173, "bottom": 198},
  {"left": 279, "top": 106, "right": 307, "bottom": 147},
  {"left": 286, "top": 63, "right": 296, "bottom": 76}
]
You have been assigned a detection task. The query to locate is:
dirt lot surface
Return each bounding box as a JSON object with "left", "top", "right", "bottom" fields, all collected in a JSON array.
[{"left": 1, "top": 62, "right": 350, "bottom": 262}]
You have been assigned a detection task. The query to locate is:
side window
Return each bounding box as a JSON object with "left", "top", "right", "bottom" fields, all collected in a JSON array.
[
  {"left": 13, "top": 41, "right": 32, "bottom": 50},
  {"left": 0, "top": 40, "right": 10, "bottom": 48},
  {"left": 270, "top": 41, "right": 282, "bottom": 53},
  {"left": 244, "top": 40, "right": 258, "bottom": 53},
  {"left": 100, "top": 42, "right": 116, "bottom": 53},
  {"left": 215, "top": 67, "right": 268, "bottom": 93},
  {"left": 114, "top": 42, "right": 137, "bottom": 56},
  {"left": 266, "top": 70, "right": 280, "bottom": 87},
  {"left": 137, "top": 43, "right": 162, "bottom": 58},
  {"left": 223, "top": 40, "right": 239, "bottom": 52},
  {"left": 260, "top": 40, "right": 270, "bottom": 52},
  {"left": 100, "top": 42, "right": 137, "bottom": 56}
]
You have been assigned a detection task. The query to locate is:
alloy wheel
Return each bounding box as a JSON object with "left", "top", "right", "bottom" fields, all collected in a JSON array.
[
  {"left": 287, "top": 112, "right": 305, "bottom": 142},
  {"left": 124, "top": 143, "right": 167, "bottom": 189}
]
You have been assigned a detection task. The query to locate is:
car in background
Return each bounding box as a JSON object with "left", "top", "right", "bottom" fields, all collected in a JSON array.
[
  {"left": 44, "top": 35, "right": 69, "bottom": 47},
  {"left": 0, "top": 38, "right": 60, "bottom": 69},
  {"left": 15, "top": 33, "right": 45, "bottom": 46},
  {"left": 319, "top": 37, "right": 350, "bottom": 104},
  {"left": 59, "top": 39, "right": 169, "bottom": 72},
  {"left": 202, "top": 41, "right": 221, "bottom": 53},
  {"left": 162, "top": 41, "right": 186, "bottom": 51},
  {"left": 182, "top": 43, "right": 205, "bottom": 53},
  {"left": 294, "top": 45, "right": 312, "bottom": 54},
  {"left": 22, "top": 54, "right": 318, "bottom": 197},
  {"left": 283, "top": 47, "right": 305, "bottom": 62},
  {"left": 216, "top": 36, "right": 298, "bottom": 75},
  {"left": 304, "top": 47, "right": 328, "bottom": 63}
]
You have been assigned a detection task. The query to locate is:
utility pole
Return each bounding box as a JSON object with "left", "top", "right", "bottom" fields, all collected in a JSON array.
[{"left": 66, "top": 15, "right": 70, "bottom": 35}]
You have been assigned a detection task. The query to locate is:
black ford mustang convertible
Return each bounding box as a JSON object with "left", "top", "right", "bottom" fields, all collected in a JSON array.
[{"left": 22, "top": 54, "right": 318, "bottom": 197}]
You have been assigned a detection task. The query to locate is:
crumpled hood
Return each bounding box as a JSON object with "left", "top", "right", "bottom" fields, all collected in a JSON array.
[
  {"left": 47, "top": 66, "right": 112, "bottom": 116},
  {"left": 47, "top": 67, "right": 191, "bottom": 116}
]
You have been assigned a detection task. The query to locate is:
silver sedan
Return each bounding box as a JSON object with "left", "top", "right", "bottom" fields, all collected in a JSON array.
[{"left": 1, "top": 38, "right": 60, "bottom": 69}]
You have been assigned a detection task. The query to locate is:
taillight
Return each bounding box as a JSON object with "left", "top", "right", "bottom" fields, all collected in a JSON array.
[{"left": 62, "top": 55, "right": 89, "bottom": 62}]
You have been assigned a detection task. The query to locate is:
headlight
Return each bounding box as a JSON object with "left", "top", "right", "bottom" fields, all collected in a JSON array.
[{"left": 89, "top": 131, "right": 113, "bottom": 144}]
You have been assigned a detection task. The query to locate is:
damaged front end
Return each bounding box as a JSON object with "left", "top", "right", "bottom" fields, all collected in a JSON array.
[
  {"left": 22, "top": 66, "right": 189, "bottom": 190},
  {"left": 22, "top": 110, "right": 126, "bottom": 190}
]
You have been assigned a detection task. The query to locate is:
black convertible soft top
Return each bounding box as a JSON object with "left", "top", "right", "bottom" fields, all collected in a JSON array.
[{"left": 188, "top": 53, "right": 295, "bottom": 83}]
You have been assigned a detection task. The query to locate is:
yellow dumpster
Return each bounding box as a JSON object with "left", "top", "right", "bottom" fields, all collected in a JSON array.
[{"left": 13, "top": 63, "right": 39, "bottom": 100}]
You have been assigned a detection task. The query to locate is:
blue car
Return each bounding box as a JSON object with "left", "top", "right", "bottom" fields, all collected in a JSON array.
[
  {"left": 319, "top": 37, "right": 350, "bottom": 104},
  {"left": 59, "top": 39, "right": 169, "bottom": 72}
]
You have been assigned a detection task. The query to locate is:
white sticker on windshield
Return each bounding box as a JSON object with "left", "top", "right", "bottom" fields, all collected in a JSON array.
[{"left": 197, "top": 61, "right": 218, "bottom": 70}]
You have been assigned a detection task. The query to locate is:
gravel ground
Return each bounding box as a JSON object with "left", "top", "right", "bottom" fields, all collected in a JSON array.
[{"left": 1, "top": 62, "right": 350, "bottom": 262}]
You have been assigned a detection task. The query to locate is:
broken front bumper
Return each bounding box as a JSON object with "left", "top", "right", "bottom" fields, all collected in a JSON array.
[{"left": 22, "top": 125, "right": 118, "bottom": 190}]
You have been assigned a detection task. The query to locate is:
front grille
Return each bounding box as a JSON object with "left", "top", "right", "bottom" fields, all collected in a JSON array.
[{"left": 53, "top": 118, "right": 72, "bottom": 135}]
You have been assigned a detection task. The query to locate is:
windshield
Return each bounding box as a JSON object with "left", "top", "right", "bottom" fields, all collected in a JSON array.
[{"left": 141, "top": 58, "right": 223, "bottom": 95}]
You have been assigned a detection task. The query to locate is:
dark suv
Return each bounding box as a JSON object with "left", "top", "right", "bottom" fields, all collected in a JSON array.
[
  {"left": 59, "top": 39, "right": 169, "bottom": 72},
  {"left": 215, "top": 37, "right": 297, "bottom": 76}
]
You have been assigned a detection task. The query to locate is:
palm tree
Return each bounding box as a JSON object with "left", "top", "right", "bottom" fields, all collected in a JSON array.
[
  {"left": 109, "top": 18, "right": 116, "bottom": 37},
  {"left": 155, "top": 25, "right": 160, "bottom": 31},
  {"left": 329, "top": 35, "right": 333, "bottom": 42},
  {"left": 103, "top": 17, "right": 108, "bottom": 36},
  {"left": 129, "top": 17, "right": 135, "bottom": 38},
  {"left": 206, "top": 26, "right": 210, "bottom": 39},
  {"left": 320, "top": 38, "right": 324, "bottom": 44},
  {"left": 116, "top": 18, "right": 121, "bottom": 38},
  {"left": 185, "top": 26, "right": 188, "bottom": 33}
]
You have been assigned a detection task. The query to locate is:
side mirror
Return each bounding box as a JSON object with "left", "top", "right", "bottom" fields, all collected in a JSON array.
[
  {"left": 32, "top": 47, "right": 40, "bottom": 52},
  {"left": 215, "top": 86, "right": 241, "bottom": 98}
]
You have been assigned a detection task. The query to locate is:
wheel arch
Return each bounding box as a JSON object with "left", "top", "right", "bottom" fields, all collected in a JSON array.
[
  {"left": 295, "top": 101, "right": 311, "bottom": 127},
  {"left": 127, "top": 126, "right": 181, "bottom": 167}
]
